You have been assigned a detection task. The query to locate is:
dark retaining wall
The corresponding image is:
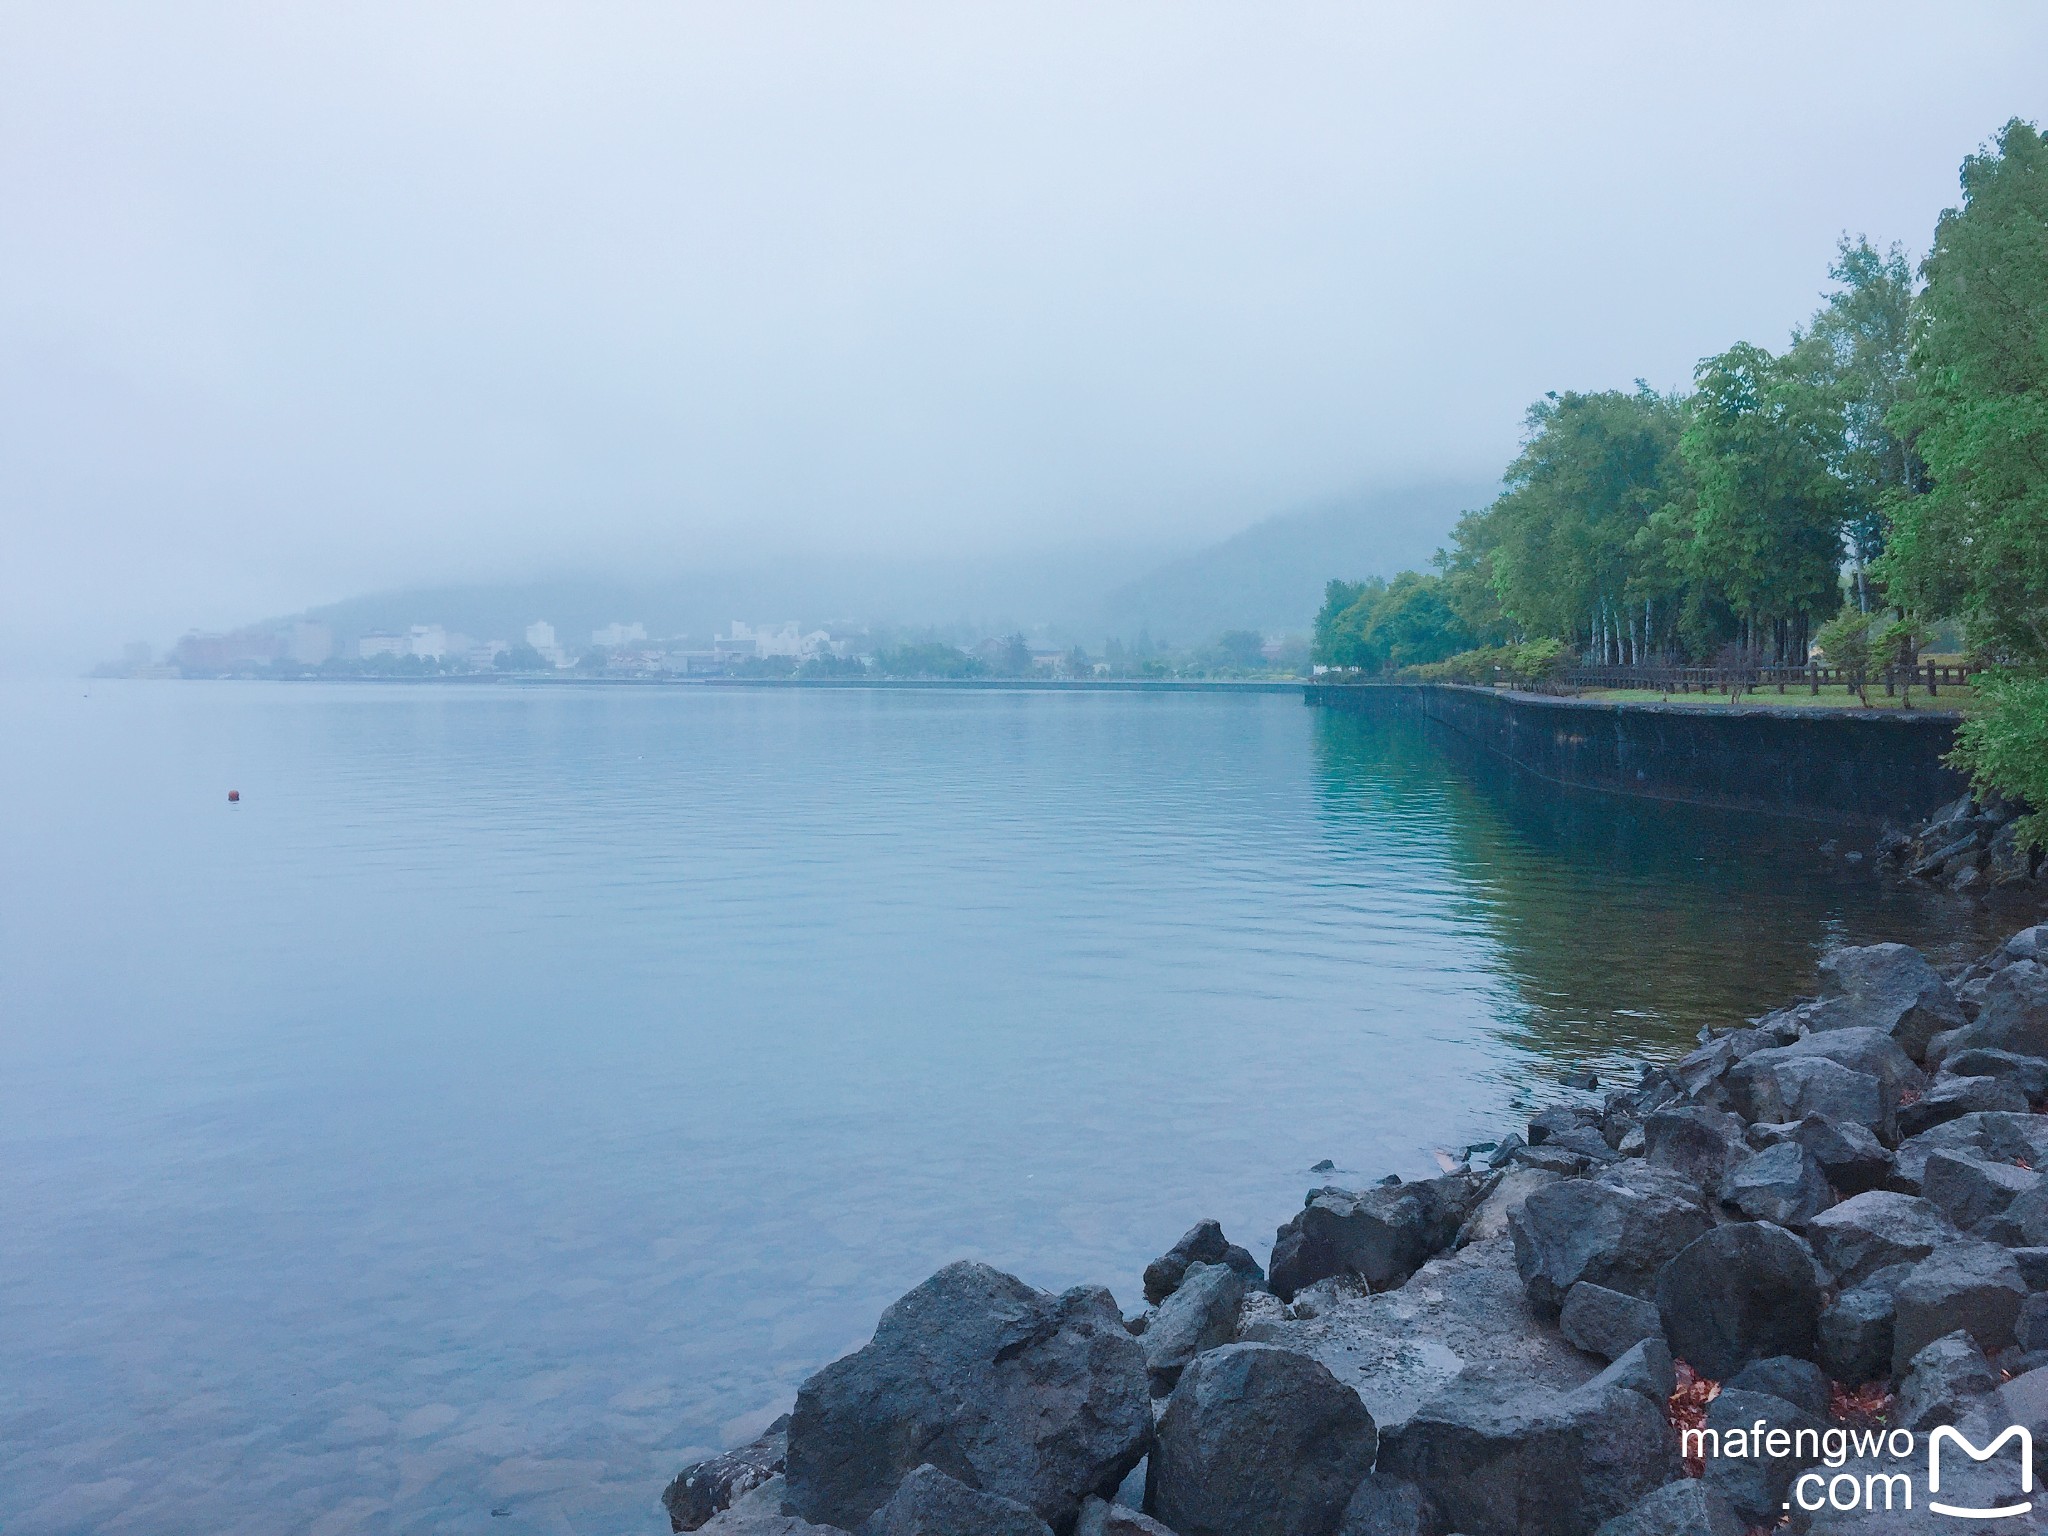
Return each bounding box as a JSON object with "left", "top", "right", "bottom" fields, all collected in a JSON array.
[{"left": 1308, "top": 683, "right": 1968, "bottom": 827}]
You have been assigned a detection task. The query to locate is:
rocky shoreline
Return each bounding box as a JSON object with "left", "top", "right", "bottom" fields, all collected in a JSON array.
[
  {"left": 663, "top": 918, "right": 2048, "bottom": 1536},
  {"left": 1876, "top": 793, "right": 2046, "bottom": 895}
]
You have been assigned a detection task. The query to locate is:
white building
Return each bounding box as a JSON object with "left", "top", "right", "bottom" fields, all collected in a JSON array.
[
  {"left": 591, "top": 621, "right": 647, "bottom": 648},
  {"left": 715, "top": 620, "right": 836, "bottom": 660},
  {"left": 525, "top": 621, "right": 557, "bottom": 652},
  {"left": 358, "top": 632, "right": 407, "bottom": 659},
  {"left": 407, "top": 624, "right": 448, "bottom": 660}
]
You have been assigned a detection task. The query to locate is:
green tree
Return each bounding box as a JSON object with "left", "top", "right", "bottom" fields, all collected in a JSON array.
[
  {"left": 1880, "top": 119, "right": 2048, "bottom": 664},
  {"left": 1310, "top": 572, "right": 1469, "bottom": 671},
  {"left": 1953, "top": 674, "right": 2048, "bottom": 850},
  {"left": 1800, "top": 237, "right": 1921, "bottom": 610},
  {"left": 1312, "top": 577, "right": 1388, "bottom": 669},
  {"left": 1213, "top": 630, "right": 1267, "bottom": 670},
  {"left": 875, "top": 642, "right": 985, "bottom": 679},
  {"left": 1815, "top": 610, "right": 1875, "bottom": 705},
  {"left": 1876, "top": 119, "right": 2048, "bottom": 838},
  {"left": 1476, "top": 386, "right": 1690, "bottom": 663},
  {"left": 1681, "top": 341, "right": 1846, "bottom": 662},
  {"left": 1368, "top": 572, "right": 1471, "bottom": 668}
]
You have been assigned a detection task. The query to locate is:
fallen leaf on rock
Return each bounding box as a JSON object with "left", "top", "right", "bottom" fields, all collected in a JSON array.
[
  {"left": 1668, "top": 1359, "right": 1722, "bottom": 1476},
  {"left": 1829, "top": 1379, "right": 1892, "bottom": 1427}
]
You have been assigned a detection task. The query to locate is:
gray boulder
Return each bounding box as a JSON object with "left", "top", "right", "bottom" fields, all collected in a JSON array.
[
  {"left": 1994, "top": 1364, "right": 2048, "bottom": 1483},
  {"left": 1543, "top": 1125, "right": 1620, "bottom": 1165},
  {"left": 859, "top": 1466, "right": 1053, "bottom": 1536},
  {"left": 1073, "top": 1496, "right": 1176, "bottom": 1536},
  {"left": 1150, "top": 1344, "right": 1378, "bottom": 1536},
  {"left": 1997, "top": 1183, "right": 2048, "bottom": 1247},
  {"left": 1900, "top": 1074, "right": 2032, "bottom": 1138},
  {"left": 1269, "top": 1173, "right": 1484, "bottom": 1301},
  {"left": 1590, "top": 1479, "right": 1743, "bottom": 1536},
  {"left": 1817, "top": 1264, "right": 1913, "bottom": 1386},
  {"left": 1929, "top": 960, "right": 2048, "bottom": 1066},
  {"left": 2022, "top": 1291, "right": 2048, "bottom": 1352},
  {"left": 1672, "top": 1031, "right": 1762, "bottom": 1101},
  {"left": 1805, "top": 1190, "right": 1958, "bottom": 1286},
  {"left": 2000, "top": 925, "right": 2048, "bottom": 967},
  {"left": 1894, "top": 1330, "right": 1999, "bottom": 1433},
  {"left": 1376, "top": 1365, "right": 1681, "bottom": 1536},
  {"left": 1143, "top": 1261, "right": 1247, "bottom": 1395},
  {"left": 1726, "top": 1052, "right": 1891, "bottom": 1142},
  {"left": 1588, "top": 1338, "right": 1675, "bottom": 1404},
  {"left": 1811, "top": 942, "right": 1965, "bottom": 1059},
  {"left": 1751, "top": 1113, "right": 1894, "bottom": 1194},
  {"left": 1559, "top": 1282, "right": 1664, "bottom": 1363},
  {"left": 666, "top": 1418, "right": 790, "bottom": 1532},
  {"left": 698, "top": 1480, "right": 851, "bottom": 1536},
  {"left": 1699, "top": 1389, "right": 1822, "bottom": 1527},
  {"left": 1947, "top": 1048, "right": 2048, "bottom": 1103},
  {"left": 1989, "top": 822, "right": 2041, "bottom": 887},
  {"left": 1333, "top": 1473, "right": 1440, "bottom": 1536},
  {"left": 1891, "top": 1110, "right": 2048, "bottom": 1193},
  {"left": 1922, "top": 1148, "right": 2043, "bottom": 1232},
  {"left": 1722, "top": 1140, "right": 1833, "bottom": 1225},
  {"left": 1509, "top": 1164, "right": 1710, "bottom": 1315},
  {"left": 1892, "top": 1241, "right": 2027, "bottom": 1372},
  {"left": 1528, "top": 1105, "right": 1601, "bottom": 1145},
  {"left": 1655, "top": 1222, "right": 1827, "bottom": 1378},
  {"left": 1640, "top": 1107, "right": 1750, "bottom": 1197},
  {"left": 2014, "top": 1247, "right": 2048, "bottom": 1290},
  {"left": 1724, "top": 1355, "right": 1829, "bottom": 1418},
  {"left": 1772, "top": 1026, "right": 1928, "bottom": 1102},
  {"left": 783, "top": 1263, "right": 1151, "bottom": 1533},
  {"left": 1144, "top": 1220, "right": 1263, "bottom": 1306}
]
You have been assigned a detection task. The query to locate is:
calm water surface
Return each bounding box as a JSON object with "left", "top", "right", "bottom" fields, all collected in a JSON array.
[{"left": 0, "top": 681, "right": 2005, "bottom": 1534}]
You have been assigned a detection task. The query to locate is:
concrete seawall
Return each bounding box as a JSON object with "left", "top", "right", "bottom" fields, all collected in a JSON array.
[{"left": 1307, "top": 683, "right": 1968, "bottom": 827}]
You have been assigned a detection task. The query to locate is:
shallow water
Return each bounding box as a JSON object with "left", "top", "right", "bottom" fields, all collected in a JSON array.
[{"left": 0, "top": 681, "right": 2010, "bottom": 1534}]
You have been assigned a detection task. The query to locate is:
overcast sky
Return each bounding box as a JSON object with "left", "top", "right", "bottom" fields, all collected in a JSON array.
[{"left": 3, "top": 3, "right": 2044, "bottom": 661}]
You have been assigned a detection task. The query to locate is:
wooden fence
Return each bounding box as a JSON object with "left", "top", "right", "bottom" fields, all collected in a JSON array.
[{"left": 1559, "top": 662, "right": 1976, "bottom": 697}]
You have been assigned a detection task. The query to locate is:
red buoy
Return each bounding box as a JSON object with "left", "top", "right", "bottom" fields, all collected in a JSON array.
[{"left": 227, "top": 790, "right": 241, "bottom": 803}]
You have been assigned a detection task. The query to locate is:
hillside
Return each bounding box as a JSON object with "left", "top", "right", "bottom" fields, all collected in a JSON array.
[
  {"left": 1096, "top": 480, "right": 1494, "bottom": 643},
  {"left": 271, "top": 481, "right": 1492, "bottom": 653}
]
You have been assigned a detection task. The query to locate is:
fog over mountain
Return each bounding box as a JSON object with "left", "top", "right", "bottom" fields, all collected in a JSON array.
[
  {"left": 290, "top": 544, "right": 1175, "bottom": 654},
  {"left": 1099, "top": 481, "right": 1492, "bottom": 643},
  {"left": 5, "top": 5, "right": 2044, "bottom": 670},
  {"left": 281, "top": 479, "right": 1484, "bottom": 652}
]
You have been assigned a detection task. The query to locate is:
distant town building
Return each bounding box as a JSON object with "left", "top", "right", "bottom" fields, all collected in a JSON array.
[
  {"left": 591, "top": 621, "right": 647, "bottom": 648},
  {"left": 174, "top": 628, "right": 285, "bottom": 672},
  {"left": 407, "top": 625, "right": 449, "bottom": 660},
  {"left": 523, "top": 620, "right": 570, "bottom": 666},
  {"left": 358, "top": 632, "right": 407, "bottom": 659},
  {"left": 715, "top": 620, "right": 835, "bottom": 660},
  {"left": 289, "top": 622, "right": 333, "bottom": 665}
]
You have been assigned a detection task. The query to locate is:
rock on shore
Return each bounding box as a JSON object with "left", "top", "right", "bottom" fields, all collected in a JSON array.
[{"left": 665, "top": 920, "right": 2048, "bottom": 1536}]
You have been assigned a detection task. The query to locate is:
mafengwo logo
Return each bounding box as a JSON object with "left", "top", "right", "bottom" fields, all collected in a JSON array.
[
  {"left": 1926, "top": 1426, "right": 2032, "bottom": 1521},
  {"left": 1684, "top": 1418, "right": 2035, "bottom": 1519}
]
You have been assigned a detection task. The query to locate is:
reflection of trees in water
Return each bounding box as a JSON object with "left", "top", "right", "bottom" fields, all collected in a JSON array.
[{"left": 1310, "top": 707, "right": 2012, "bottom": 1071}]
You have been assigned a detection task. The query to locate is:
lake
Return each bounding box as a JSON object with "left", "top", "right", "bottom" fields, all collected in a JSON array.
[{"left": 0, "top": 680, "right": 2006, "bottom": 1535}]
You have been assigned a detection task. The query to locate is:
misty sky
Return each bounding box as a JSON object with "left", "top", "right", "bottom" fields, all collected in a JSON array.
[{"left": 4, "top": 4, "right": 2044, "bottom": 662}]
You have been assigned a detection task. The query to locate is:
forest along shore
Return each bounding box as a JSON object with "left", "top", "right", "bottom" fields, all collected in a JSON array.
[{"left": 662, "top": 915, "right": 2048, "bottom": 1536}]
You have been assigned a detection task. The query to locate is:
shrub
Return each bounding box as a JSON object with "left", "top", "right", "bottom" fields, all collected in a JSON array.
[{"left": 1951, "top": 670, "right": 2048, "bottom": 851}]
